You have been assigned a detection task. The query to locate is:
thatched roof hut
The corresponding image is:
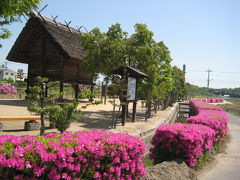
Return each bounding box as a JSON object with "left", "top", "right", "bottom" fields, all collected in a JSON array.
[
  {"left": 7, "top": 14, "right": 92, "bottom": 82},
  {"left": 7, "top": 14, "right": 93, "bottom": 98}
]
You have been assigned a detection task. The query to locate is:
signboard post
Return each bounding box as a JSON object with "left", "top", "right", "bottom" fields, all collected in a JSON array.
[
  {"left": 127, "top": 77, "right": 137, "bottom": 122},
  {"left": 113, "top": 66, "right": 148, "bottom": 126},
  {"left": 127, "top": 77, "right": 136, "bottom": 101}
]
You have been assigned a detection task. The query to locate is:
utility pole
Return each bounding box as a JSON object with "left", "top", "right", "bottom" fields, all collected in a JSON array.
[
  {"left": 183, "top": 64, "right": 186, "bottom": 75},
  {"left": 4, "top": 61, "right": 8, "bottom": 69},
  {"left": 207, "top": 69, "right": 212, "bottom": 89}
]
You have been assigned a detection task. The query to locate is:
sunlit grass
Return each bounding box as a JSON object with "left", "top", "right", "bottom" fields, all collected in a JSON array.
[
  {"left": 219, "top": 98, "right": 240, "bottom": 117},
  {"left": 225, "top": 98, "right": 240, "bottom": 106}
]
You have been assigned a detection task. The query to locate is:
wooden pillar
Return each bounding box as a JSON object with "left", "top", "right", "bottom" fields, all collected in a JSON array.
[
  {"left": 90, "top": 85, "right": 94, "bottom": 102},
  {"left": 121, "top": 103, "right": 127, "bottom": 126},
  {"left": 101, "top": 82, "right": 103, "bottom": 102},
  {"left": 126, "top": 105, "right": 129, "bottom": 118},
  {"left": 132, "top": 101, "right": 137, "bottom": 122},
  {"left": 45, "top": 85, "right": 48, "bottom": 98},
  {"left": 121, "top": 69, "right": 127, "bottom": 126},
  {"left": 74, "top": 84, "right": 79, "bottom": 100},
  {"left": 104, "top": 81, "right": 108, "bottom": 105},
  {"left": 26, "top": 80, "right": 30, "bottom": 95},
  {"left": 59, "top": 82, "right": 63, "bottom": 101},
  {"left": 25, "top": 64, "right": 30, "bottom": 96}
]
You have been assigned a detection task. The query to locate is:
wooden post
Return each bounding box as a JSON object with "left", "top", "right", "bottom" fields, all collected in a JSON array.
[
  {"left": 121, "top": 69, "right": 127, "bottom": 126},
  {"left": 25, "top": 65, "right": 30, "bottom": 96},
  {"left": 122, "top": 103, "right": 127, "bottom": 126},
  {"left": 132, "top": 101, "right": 137, "bottom": 122},
  {"left": 40, "top": 83, "right": 45, "bottom": 136},
  {"left": 104, "top": 81, "right": 108, "bottom": 105},
  {"left": 90, "top": 85, "right": 94, "bottom": 102},
  {"left": 111, "top": 92, "right": 116, "bottom": 128},
  {"left": 148, "top": 101, "right": 152, "bottom": 118},
  {"left": 101, "top": 82, "right": 103, "bottom": 102},
  {"left": 74, "top": 84, "right": 79, "bottom": 100},
  {"left": 45, "top": 85, "right": 48, "bottom": 98},
  {"left": 59, "top": 82, "right": 63, "bottom": 101},
  {"left": 26, "top": 80, "right": 30, "bottom": 95}
]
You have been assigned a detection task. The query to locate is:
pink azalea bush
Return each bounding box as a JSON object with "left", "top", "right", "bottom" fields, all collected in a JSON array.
[
  {"left": 0, "top": 83, "right": 17, "bottom": 97},
  {"left": 150, "top": 98, "right": 228, "bottom": 168},
  {"left": 187, "top": 110, "right": 229, "bottom": 142},
  {"left": 190, "top": 98, "right": 223, "bottom": 103},
  {"left": 149, "top": 123, "right": 216, "bottom": 167},
  {"left": 190, "top": 99, "right": 223, "bottom": 114},
  {"left": 0, "top": 130, "right": 146, "bottom": 179}
]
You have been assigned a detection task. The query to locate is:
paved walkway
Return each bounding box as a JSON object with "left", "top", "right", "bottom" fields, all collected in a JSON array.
[{"left": 199, "top": 113, "right": 240, "bottom": 180}]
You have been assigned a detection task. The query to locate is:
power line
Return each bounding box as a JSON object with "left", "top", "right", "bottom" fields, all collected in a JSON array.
[
  {"left": 187, "top": 69, "right": 240, "bottom": 74},
  {"left": 212, "top": 71, "right": 240, "bottom": 74}
]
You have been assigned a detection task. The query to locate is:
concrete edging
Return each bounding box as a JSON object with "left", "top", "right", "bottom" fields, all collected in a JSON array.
[{"left": 132, "top": 103, "right": 179, "bottom": 155}]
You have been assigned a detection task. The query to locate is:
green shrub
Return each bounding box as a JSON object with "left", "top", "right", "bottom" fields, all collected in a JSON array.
[
  {"left": 79, "top": 90, "right": 95, "bottom": 101},
  {"left": 91, "top": 100, "right": 103, "bottom": 105},
  {"left": 50, "top": 100, "right": 81, "bottom": 133}
]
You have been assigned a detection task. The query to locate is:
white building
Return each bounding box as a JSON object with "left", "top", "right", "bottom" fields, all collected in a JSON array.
[{"left": 0, "top": 68, "right": 16, "bottom": 81}]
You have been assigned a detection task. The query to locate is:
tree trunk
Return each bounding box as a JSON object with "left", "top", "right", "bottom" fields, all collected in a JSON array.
[
  {"left": 101, "top": 82, "right": 103, "bottom": 102},
  {"left": 104, "top": 81, "right": 108, "bottom": 105},
  {"left": 40, "top": 112, "right": 45, "bottom": 136},
  {"left": 112, "top": 93, "right": 116, "bottom": 128},
  {"left": 145, "top": 101, "right": 151, "bottom": 121},
  {"left": 59, "top": 82, "right": 64, "bottom": 101},
  {"left": 122, "top": 103, "right": 127, "bottom": 126},
  {"left": 154, "top": 102, "right": 157, "bottom": 113},
  {"left": 74, "top": 84, "right": 79, "bottom": 100},
  {"left": 90, "top": 85, "right": 94, "bottom": 102},
  {"left": 132, "top": 101, "right": 137, "bottom": 123},
  {"left": 148, "top": 101, "right": 152, "bottom": 118},
  {"left": 40, "top": 84, "right": 45, "bottom": 136},
  {"left": 114, "top": 105, "right": 122, "bottom": 129},
  {"left": 126, "top": 104, "right": 129, "bottom": 118}
]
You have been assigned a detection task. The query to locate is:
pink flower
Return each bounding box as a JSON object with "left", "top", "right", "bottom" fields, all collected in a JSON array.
[
  {"left": 94, "top": 171, "right": 101, "bottom": 179},
  {"left": 25, "top": 161, "right": 32, "bottom": 168},
  {"left": 0, "top": 130, "right": 146, "bottom": 179},
  {"left": 0, "top": 83, "right": 17, "bottom": 97}
]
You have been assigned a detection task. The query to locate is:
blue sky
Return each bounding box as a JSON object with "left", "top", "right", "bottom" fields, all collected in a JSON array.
[{"left": 0, "top": 0, "right": 240, "bottom": 88}]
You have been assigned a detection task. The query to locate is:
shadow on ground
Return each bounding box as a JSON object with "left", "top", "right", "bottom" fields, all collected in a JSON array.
[
  {"left": 0, "top": 99, "right": 28, "bottom": 107},
  {"left": 0, "top": 99, "right": 90, "bottom": 107},
  {"left": 3, "top": 129, "right": 25, "bottom": 132},
  {"left": 77, "top": 109, "right": 148, "bottom": 130}
]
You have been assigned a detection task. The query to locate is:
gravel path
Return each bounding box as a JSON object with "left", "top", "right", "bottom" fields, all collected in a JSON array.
[{"left": 199, "top": 113, "right": 240, "bottom": 180}]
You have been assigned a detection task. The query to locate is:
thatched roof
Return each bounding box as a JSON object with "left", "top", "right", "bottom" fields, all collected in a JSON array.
[{"left": 7, "top": 14, "right": 85, "bottom": 62}]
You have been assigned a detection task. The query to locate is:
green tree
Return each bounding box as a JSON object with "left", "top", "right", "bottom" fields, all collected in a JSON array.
[
  {"left": 0, "top": 0, "right": 42, "bottom": 47},
  {"left": 80, "top": 23, "right": 127, "bottom": 77},
  {"left": 129, "top": 24, "right": 174, "bottom": 112},
  {"left": 26, "top": 76, "right": 58, "bottom": 135},
  {"left": 169, "top": 66, "right": 186, "bottom": 105},
  {"left": 49, "top": 100, "right": 80, "bottom": 133},
  {"left": 0, "top": 78, "right": 14, "bottom": 85},
  {"left": 80, "top": 23, "right": 175, "bottom": 121}
]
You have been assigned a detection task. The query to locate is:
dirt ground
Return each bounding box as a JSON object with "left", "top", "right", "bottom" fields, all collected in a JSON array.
[{"left": 0, "top": 98, "right": 177, "bottom": 136}]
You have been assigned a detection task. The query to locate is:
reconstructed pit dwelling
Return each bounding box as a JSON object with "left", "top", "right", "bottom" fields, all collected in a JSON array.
[{"left": 7, "top": 14, "right": 93, "bottom": 98}]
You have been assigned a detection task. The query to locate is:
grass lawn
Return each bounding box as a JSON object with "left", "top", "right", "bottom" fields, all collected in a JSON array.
[
  {"left": 218, "top": 98, "right": 240, "bottom": 117},
  {"left": 224, "top": 98, "right": 240, "bottom": 106}
]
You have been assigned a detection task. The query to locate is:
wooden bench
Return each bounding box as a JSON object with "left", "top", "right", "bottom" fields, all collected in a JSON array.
[
  {"left": 0, "top": 116, "right": 41, "bottom": 121},
  {"left": 178, "top": 102, "right": 190, "bottom": 118},
  {"left": 0, "top": 116, "right": 41, "bottom": 131}
]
